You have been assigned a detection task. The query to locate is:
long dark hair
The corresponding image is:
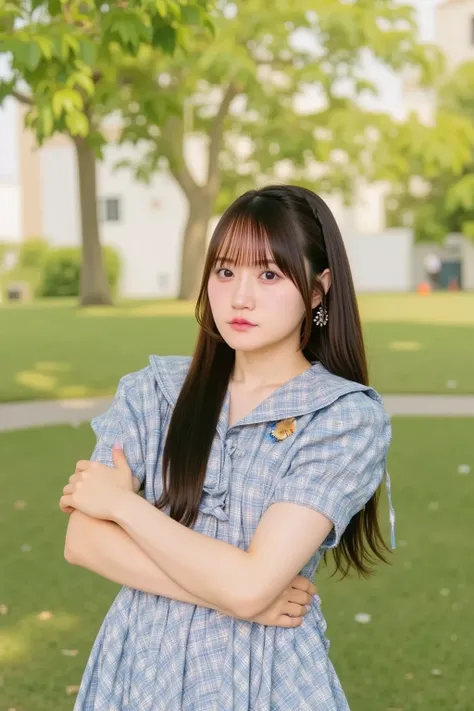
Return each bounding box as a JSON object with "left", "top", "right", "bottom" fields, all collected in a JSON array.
[{"left": 156, "top": 184, "right": 390, "bottom": 577}]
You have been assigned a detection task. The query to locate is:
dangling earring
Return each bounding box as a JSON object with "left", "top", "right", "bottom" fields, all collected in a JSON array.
[{"left": 313, "top": 304, "right": 328, "bottom": 327}]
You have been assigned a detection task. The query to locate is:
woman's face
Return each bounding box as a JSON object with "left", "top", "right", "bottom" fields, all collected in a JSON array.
[{"left": 207, "top": 251, "right": 327, "bottom": 353}]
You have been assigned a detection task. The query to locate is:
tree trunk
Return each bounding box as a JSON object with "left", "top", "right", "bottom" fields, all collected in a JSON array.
[
  {"left": 178, "top": 196, "right": 213, "bottom": 300},
  {"left": 73, "top": 136, "right": 112, "bottom": 306}
]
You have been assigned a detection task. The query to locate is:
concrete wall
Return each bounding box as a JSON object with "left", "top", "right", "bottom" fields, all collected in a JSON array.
[
  {"left": 343, "top": 228, "right": 413, "bottom": 292},
  {"left": 461, "top": 235, "right": 474, "bottom": 289}
]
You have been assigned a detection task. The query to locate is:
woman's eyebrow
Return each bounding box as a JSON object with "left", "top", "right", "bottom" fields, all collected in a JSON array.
[{"left": 215, "top": 257, "right": 277, "bottom": 266}]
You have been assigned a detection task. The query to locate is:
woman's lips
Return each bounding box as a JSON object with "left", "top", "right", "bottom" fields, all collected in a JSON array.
[{"left": 229, "top": 321, "right": 257, "bottom": 331}]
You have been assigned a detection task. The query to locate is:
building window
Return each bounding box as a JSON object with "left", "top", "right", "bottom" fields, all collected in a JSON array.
[
  {"left": 158, "top": 272, "right": 169, "bottom": 290},
  {"left": 99, "top": 197, "right": 121, "bottom": 222}
]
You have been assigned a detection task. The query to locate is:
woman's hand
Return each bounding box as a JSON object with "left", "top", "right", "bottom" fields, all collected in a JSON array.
[
  {"left": 59, "top": 445, "right": 133, "bottom": 520},
  {"left": 247, "top": 575, "right": 319, "bottom": 627}
]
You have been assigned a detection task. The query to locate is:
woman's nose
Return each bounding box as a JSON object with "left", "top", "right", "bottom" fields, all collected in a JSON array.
[{"left": 230, "top": 275, "right": 255, "bottom": 308}]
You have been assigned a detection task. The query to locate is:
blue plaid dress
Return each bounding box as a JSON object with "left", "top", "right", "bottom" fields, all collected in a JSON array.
[{"left": 74, "top": 356, "right": 395, "bottom": 711}]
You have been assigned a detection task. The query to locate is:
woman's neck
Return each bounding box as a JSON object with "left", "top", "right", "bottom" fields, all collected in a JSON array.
[{"left": 231, "top": 351, "right": 312, "bottom": 390}]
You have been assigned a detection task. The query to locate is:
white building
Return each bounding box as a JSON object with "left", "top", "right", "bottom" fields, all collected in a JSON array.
[
  {"left": 436, "top": 0, "right": 474, "bottom": 70},
  {"left": 404, "top": 0, "right": 474, "bottom": 120},
  {"left": 0, "top": 181, "right": 21, "bottom": 243},
  {"left": 0, "top": 89, "right": 22, "bottom": 246}
]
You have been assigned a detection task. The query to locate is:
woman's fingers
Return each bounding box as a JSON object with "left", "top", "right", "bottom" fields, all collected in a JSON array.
[
  {"left": 288, "top": 587, "right": 312, "bottom": 607},
  {"left": 59, "top": 494, "right": 74, "bottom": 510},
  {"left": 278, "top": 578, "right": 319, "bottom": 629},
  {"left": 278, "top": 613, "right": 304, "bottom": 627},
  {"left": 291, "top": 576, "right": 317, "bottom": 595},
  {"left": 288, "top": 601, "right": 310, "bottom": 617},
  {"left": 59, "top": 497, "right": 75, "bottom": 513}
]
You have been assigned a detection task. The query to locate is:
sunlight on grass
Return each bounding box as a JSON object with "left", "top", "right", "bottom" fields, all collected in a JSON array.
[
  {"left": 78, "top": 306, "right": 123, "bottom": 317},
  {"left": 0, "top": 297, "right": 75, "bottom": 310},
  {"left": 56, "top": 385, "right": 91, "bottom": 398},
  {"left": 36, "top": 362, "right": 72, "bottom": 373},
  {"left": 16, "top": 371, "right": 57, "bottom": 392},
  {"left": 389, "top": 341, "right": 422, "bottom": 351},
  {"left": 358, "top": 293, "right": 474, "bottom": 325},
  {"left": 131, "top": 301, "right": 195, "bottom": 316},
  {"left": 2, "top": 293, "right": 474, "bottom": 400},
  {"left": 0, "top": 612, "right": 79, "bottom": 663},
  {"left": 0, "top": 628, "right": 28, "bottom": 663},
  {"left": 77, "top": 300, "right": 196, "bottom": 318},
  {"left": 14, "top": 363, "right": 89, "bottom": 399}
]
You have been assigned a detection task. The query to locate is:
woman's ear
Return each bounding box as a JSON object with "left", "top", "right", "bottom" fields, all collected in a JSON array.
[{"left": 311, "top": 269, "right": 331, "bottom": 309}]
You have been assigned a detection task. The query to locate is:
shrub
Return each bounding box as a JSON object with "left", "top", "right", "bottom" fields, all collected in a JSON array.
[
  {"left": 18, "top": 237, "right": 50, "bottom": 269},
  {"left": 38, "top": 245, "right": 121, "bottom": 298}
]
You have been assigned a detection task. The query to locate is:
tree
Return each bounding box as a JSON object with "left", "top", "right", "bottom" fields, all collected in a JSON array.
[
  {"left": 383, "top": 61, "right": 474, "bottom": 243},
  {"left": 116, "top": 0, "right": 444, "bottom": 299},
  {"left": 0, "top": 0, "right": 211, "bottom": 305}
]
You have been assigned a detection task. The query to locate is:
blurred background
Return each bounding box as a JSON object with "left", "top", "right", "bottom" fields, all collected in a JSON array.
[{"left": 0, "top": 0, "right": 473, "bottom": 709}]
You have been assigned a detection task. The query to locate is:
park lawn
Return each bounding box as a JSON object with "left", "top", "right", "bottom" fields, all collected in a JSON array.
[
  {"left": 0, "top": 293, "right": 474, "bottom": 401},
  {"left": 0, "top": 417, "right": 473, "bottom": 711}
]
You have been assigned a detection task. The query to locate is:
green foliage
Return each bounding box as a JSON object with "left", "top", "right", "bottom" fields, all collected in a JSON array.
[
  {"left": 0, "top": 0, "right": 213, "bottom": 152},
  {"left": 116, "top": 0, "right": 446, "bottom": 207},
  {"left": 38, "top": 245, "right": 121, "bottom": 297},
  {"left": 18, "top": 237, "right": 50, "bottom": 269},
  {"left": 384, "top": 60, "right": 474, "bottom": 243},
  {"left": 0, "top": 0, "right": 212, "bottom": 304}
]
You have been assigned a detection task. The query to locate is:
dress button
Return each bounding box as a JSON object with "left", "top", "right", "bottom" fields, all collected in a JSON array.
[{"left": 226, "top": 441, "right": 236, "bottom": 455}]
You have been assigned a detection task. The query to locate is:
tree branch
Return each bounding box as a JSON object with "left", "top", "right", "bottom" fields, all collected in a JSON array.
[
  {"left": 12, "top": 89, "right": 33, "bottom": 106},
  {"left": 206, "top": 82, "right": 238, "bottom": 196},
  {"left": 161, "top": 114, "right": 199, "bottom": 201}
]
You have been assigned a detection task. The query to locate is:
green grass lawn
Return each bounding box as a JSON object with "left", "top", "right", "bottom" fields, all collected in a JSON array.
[
  {"left": 0, "top": 417, "right": 473, "bottom": 710},
  {"left": 0, "top": 293, "right": 474, "bottom": 402}
]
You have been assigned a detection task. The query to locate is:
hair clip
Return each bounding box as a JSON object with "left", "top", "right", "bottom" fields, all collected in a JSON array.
[{"left": 267, "top": 417, "right": 297, "bottom": 442}]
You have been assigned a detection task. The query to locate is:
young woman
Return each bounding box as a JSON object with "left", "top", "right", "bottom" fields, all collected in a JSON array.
[{"left": 61, "top": 184, "right": 395, "bottom": 710}]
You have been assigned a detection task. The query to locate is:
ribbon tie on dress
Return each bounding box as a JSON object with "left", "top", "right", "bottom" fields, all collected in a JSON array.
[{"left": 199, "top": 484, "right": 229, "bottom": 521}]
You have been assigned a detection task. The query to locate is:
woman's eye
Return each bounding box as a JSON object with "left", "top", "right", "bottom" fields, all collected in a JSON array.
[
  {"left": 261, "top": 271, "right": 279, "bottom": 281},
  {"left": 214, "top": 267, "right": 279, "bottom": 280}
]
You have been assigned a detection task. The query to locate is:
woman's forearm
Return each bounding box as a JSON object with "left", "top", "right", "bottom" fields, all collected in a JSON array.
[
  {"left": 112, "top": 491, "right": 254, "bottom": 616},
  {"left": 64, "top": 511, "right": 236, "bottom": 616}
]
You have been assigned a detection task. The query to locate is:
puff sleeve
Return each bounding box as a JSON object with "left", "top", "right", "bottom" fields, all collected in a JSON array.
[
  {"left": 89, "top": 372, "right": 147, "bottom": 488},
  {"left": 269, "top": 391, "right": 392, "bottom": 550}
]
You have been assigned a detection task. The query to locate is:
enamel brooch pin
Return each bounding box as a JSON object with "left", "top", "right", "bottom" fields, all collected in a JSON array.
[{"left": 268, "top": 417, "right": 297, "bottom": 442}]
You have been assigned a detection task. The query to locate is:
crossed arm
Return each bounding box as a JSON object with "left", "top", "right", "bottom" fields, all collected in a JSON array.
[
  {"left": 65, "top": 510, "right": 237, "bottom": 615},
  {"left": 65, "top": 472, "right": 231, "bottom": 612},
  {"left": 108, "top": 490, "right": 331, "bottom": 619},
  {"left": 65, "top": 472, "right": 332, "bottom": 620}
]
